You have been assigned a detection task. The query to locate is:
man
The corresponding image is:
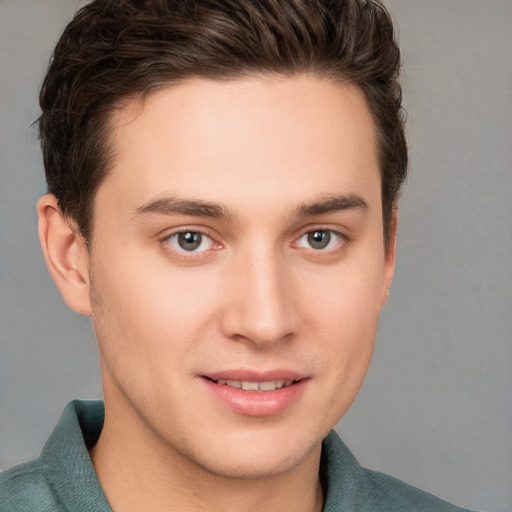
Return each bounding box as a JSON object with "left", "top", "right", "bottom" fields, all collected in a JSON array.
[{"left": 1, "top": 1, "right": 477, "bottom": 510}]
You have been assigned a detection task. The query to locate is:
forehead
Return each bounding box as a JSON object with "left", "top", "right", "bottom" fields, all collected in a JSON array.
[{"left": 100, "top": 75, "right": 380, "bottom": 217}]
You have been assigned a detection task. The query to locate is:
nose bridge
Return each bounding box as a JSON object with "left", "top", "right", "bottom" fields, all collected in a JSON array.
[{"left": 221, "top": 241, "right": 297, "bottom": 347}]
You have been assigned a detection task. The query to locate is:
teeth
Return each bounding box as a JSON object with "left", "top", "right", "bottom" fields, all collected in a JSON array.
[
  {"left": 216, "top": 379, "right": 295, "bottom": 391},
  {"left": 258, "top": 381, "right": 278, "bottom": 391},
  {"left": 241, "top": 381, "right": 259, "bottom": 391}
]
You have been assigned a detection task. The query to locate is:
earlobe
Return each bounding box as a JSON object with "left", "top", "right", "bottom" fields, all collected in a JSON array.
[
  {"left": 37, "top": 194, "right": 92, "bottom": 315},
  {"left": 380, "top": 207, "right": 398, "bottom": 309}
]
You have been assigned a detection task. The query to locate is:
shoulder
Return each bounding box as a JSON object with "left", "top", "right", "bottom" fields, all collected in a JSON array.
[
  {"left": 362, "top": 467, "right": 474, "bottom": 512},
  {"left": 0, "top": 458, "right": 63, "bottom": 512},
  {"left": 321, "top": 431, "right": 477, "bottom": 512},
  {"left": 1, "top": 400, "right": 109, "bottom": 512}
]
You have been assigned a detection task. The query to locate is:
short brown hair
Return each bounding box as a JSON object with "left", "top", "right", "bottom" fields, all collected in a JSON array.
[{"left": 39, "top": 0, "right": 407, "bottom": 245}]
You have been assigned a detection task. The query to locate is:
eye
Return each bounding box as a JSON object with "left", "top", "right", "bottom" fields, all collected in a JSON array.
[
  {"left": 296, "top": 229, "right": 343, "bottom": 250},
  {"left": 165, "top": 231, "right": 215, "bottom": 252}
]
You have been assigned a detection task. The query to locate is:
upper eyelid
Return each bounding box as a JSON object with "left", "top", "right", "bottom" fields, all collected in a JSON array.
[
  {"left": 294, "top": 225, "right": 348, "bottom": 241},
  {"left": 161, "top": 227, "right": 217, "bottom": 246},
  {"left": 296, "top": 229, "right": 345, "bottom": 244},
  {"left": 160, "top": 225, "right": 347, "bottom": 240},
  {"left": 161, "top": 225, "right": 217, "bottom": 240}
]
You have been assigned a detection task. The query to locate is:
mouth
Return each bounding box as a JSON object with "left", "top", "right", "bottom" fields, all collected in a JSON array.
[
  {"left": 205, "top": 377, "right": 298, "bottom": 392},
  {"left": 202, "top": 374, "right": 308, "bottom": 416}
]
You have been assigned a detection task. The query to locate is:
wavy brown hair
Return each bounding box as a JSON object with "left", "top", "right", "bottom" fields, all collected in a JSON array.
[{"left": 39, "top": 0, "right": 407, "bottom": 245}]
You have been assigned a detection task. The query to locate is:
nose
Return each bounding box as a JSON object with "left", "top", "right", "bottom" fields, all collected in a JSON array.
[{"left": 220, "top": 248, "right": 299, "bottom": 349}]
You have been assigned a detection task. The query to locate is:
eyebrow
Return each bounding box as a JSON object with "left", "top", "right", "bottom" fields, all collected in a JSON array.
[
  {"left": 133, "top": 193, "right": 368, "bottom": 221},
  {"left": 133, "top": 196, "right": 235, "bottom": 220},
  {"left": 294, "top": 194, "right": 369, "bottom": 217}
]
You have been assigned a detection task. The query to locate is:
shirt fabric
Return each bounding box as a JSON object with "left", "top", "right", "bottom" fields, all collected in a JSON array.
[{"left": 1, "top": 400, "right": 476, "bottom": 511}]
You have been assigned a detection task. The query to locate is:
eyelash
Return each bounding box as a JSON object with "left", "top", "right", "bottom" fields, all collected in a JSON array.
[
  {"left": 160, "top": 227, "right": 348, "bottom": 259},
  {"left": 161, "top": 228, "right": 221, "bottom": 259}
]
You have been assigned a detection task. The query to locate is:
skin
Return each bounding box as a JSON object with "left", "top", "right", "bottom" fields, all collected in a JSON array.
[{"left": 38, "top": 75, "right": 397, "bottom": 512}]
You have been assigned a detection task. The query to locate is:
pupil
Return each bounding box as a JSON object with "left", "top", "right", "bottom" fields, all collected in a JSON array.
[
  {"left": 178, "top": 232, "right": 201, "bottom": 251},
  {"left": 308, "top": 230, "right": 330, "bottom": 249}
]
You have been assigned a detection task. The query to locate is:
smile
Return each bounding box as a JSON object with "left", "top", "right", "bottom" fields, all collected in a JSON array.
[
  {"left": 213, "top": 379, "right": 296, "bottom": 391},
  {"left": 203, "top": 375, "right": 308, "bottom": 416}
]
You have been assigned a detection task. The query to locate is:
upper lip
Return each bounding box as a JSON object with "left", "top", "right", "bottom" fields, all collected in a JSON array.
[{"left": 202, "top": 369, "right": 308, "bottom": 382}]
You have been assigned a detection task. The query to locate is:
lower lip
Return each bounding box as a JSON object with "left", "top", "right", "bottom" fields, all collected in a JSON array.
[{"left": 202, "top": 378, "right": 308, "bottom": 417}]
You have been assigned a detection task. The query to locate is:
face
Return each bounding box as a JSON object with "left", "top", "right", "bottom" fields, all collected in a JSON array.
[{"left": 83, "top": 76, "right": 395, "bottom": 478}]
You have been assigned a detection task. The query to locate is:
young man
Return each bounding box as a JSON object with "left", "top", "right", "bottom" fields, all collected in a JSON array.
[{"left": 1, "top": 1, "right": 477, "bottom": 511}]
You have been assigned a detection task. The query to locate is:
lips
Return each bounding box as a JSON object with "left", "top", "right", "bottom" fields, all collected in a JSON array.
[{"left": 201, "top": 371, "right": 308, "bottom": 416}]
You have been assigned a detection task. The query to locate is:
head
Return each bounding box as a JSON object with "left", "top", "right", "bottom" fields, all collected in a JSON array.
[{"left": 37, "top": 0, "right": 407, "bottom": 484}]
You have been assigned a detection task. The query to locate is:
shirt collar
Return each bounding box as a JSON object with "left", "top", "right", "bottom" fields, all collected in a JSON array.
[
  {"left": 40, "top": 399, "right": 111, "bottom": 511},
  {"left": 40, "top": 399, "right": 365, "bottom": 512}
]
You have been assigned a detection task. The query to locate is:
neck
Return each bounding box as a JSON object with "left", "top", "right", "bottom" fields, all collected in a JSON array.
[{"left": 90, "top": 391, "right": 324, "bottom": 512}]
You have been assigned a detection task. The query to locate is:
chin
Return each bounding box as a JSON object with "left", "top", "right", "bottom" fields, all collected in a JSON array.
[
  {"left": 177, "top": 426, "right": 324, "bottom": 481},
  {"left": 195, "top": 447, "right": 312, "bottom": 480}
]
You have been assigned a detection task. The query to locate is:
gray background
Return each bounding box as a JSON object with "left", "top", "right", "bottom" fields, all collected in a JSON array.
[{"left": 0, "top": 1, "right": 510, "bottom": 511}]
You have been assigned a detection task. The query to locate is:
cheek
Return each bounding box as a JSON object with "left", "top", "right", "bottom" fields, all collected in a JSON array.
[
  {"left": 319, "top": 293, "right": 378, "bottom": 380},
  {"left": 300, "top": 257, "right": 383, "bottom": 405},
  {"left": 302, "top": 256, "right": 384, "bottom": 335},
  {"left": 317, "top": 306, "right": 378, "bottom": 426},
  {"left": 89, "top": 251, "right": 221, "bottom": 383}
]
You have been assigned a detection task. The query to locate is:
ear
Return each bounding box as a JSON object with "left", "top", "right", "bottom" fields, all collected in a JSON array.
[
  {"left": 380, "top": 206, "right": 398, "bottom": 309},
  {"left": 37, "top": 194, "right": 92, "bottom": 315}
]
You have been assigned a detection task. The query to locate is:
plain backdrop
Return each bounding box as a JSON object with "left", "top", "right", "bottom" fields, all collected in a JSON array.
[{"left": 0, "top": 1, "right": 510, "bottom": 511}]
